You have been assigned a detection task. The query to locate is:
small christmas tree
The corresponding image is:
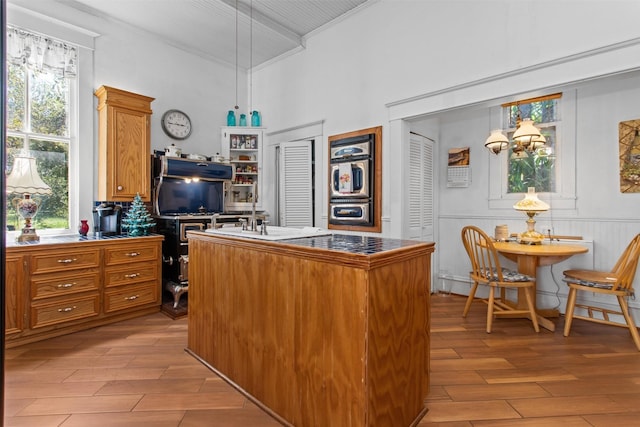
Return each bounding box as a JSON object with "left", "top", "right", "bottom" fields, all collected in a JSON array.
[{"left": 122, "top": 193, "right": 155, "bottom": 236}]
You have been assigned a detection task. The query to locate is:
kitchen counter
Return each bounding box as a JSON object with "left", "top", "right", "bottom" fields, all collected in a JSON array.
[
  {"left": 6, "top": 233, "right": 161, "bottom": 248},
  {"left": 186, "top": 230, "right": 435, "bottom": 426}
]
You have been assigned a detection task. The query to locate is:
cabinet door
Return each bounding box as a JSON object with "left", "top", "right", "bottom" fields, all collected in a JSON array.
[
  {"left": 109, "top": 106, "right": 151, "bottom": 201},
  {"left": 221, "top": 127, "right": 263, "bottom": 211},
  {"left": 5, "top": 254, "right": 24, "bottom": 335}
]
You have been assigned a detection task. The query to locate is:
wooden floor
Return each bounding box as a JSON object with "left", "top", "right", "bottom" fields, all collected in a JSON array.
[{"left": 5, "top": 294, "right": 640, "bottom": 426}]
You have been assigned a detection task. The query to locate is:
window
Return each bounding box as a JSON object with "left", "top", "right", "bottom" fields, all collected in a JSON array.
[
  {"left": 5, "top": 25, "right": 77, "bottom": 232},
  {"left": 489, "top": 91, "right": 576, "bottom": 211},
  {"left": 504, "top": 94, "right": 560, "bottom": 194}
]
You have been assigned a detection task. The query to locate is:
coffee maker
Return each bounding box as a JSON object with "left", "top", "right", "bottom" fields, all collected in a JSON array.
[{"left": 93, "top": 203, "right": 122, "bottom": 236}]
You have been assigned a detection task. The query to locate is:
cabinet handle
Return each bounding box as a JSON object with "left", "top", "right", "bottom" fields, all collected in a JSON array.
[
  {"left": 57, "top": 258, "right": 78, "bottom": 264},
  {"left": 58, "top": 306, "right": 77, "bottom": 313},
  {"left": 57, "top": 283, "right": 75, "bottom": 289},
  {"left": 125, "top": 252, "right": 140, "bottom": 257},
  {"left": 124, "top": 295, "right": 140, "bottom": 301},
  {"left": 124, "top": 273, "right": 140, "bottom": 279},
  {"left": 117, "top": 185, "right": 123, "bottom": 191}
]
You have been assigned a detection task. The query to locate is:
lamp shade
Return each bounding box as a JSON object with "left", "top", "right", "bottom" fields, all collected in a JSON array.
[
  {"left": 484, "top": 130, "right": 509, "bottom": 154},
  {"left": 513, "top": 187, "right": 549, "bottom": 212},
  {"left": 513, "top": 118, "right": 542, "bottom": 146},
  {"left": 6, "top": 155, "right": 52, "bottom": 195}
]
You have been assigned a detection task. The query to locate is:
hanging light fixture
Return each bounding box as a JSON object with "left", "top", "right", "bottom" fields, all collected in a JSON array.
[{"left": 485, "top": 103, "right": 545, "bottom": 156}]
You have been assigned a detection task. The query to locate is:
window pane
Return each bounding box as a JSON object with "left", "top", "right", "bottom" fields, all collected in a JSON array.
[
  {"left": 506, "top": 98, "right": 559, "bottom": 194},
  {"left": 508, "top": 126, "right": 557, "bottom": 193},
  {"left": 29, "top": 139, "right": 70, "bottom": 230},
  {"left": 7, "top": 63, "right": 25, "bottom": 131},
  {"left": 29, "top": 69, "right": 69, "bottom": 136},
  {"left": 5, "top": 136, "right": 25, "bottom": 231}
]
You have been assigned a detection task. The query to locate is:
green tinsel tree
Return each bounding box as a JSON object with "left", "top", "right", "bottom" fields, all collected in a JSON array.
[{"left": 121, "top": 193, "right": 155, "bottom": 236}]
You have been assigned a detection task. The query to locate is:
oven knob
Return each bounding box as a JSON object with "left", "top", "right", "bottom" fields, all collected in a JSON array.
[{"left": 162, "top": 255, "right": 174, "bottom": 265}]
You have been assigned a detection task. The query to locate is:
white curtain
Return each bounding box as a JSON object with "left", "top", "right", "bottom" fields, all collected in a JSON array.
[{"left": 6, "top": 25, "right": 77, "bottom": 78}]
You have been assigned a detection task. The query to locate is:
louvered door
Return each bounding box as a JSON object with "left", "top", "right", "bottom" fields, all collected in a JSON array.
[
  {"left": 279, "top": 140, "right": 313, "bottom": 226},
  {"left": 408, "top": 133, "right": 434, "bottom": 241}
]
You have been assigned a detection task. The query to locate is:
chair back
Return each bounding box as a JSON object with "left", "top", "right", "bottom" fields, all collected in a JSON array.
[
  {"left": 610, "top": 233, "right": 640, "bottom": 291},
  {"left": 461, "top": 225, "right": 503, "bottom": 283}
]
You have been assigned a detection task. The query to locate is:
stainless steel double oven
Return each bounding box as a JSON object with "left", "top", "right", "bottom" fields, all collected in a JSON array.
[{"left": 328, "top": 132, "right": 375, "bottom": 226}]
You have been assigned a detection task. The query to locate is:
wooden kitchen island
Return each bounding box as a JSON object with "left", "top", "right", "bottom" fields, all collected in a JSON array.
[{"left": 187, "top": 230, "right": 435, "bottom": 426}]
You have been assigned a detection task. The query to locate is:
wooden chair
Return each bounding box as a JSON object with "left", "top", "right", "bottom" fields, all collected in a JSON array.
[
  {"left": 461, "top": 225, "right": 540, "bottom": 333},
  {"left": 563, "top": 233, "right": 640, "bottom": 351}
]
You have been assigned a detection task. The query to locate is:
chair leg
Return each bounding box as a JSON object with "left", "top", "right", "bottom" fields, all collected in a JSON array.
[
  {"left": 462, "top": 281, "right": 479, "bottom": 317},
  {"left": 486, "top": 286, "right": 495, "bottom": 333},
  {"left": 564, "top": 287, "right": 578, "bottom": 337},
  {"left": 523, "top": 287, "right": 540, "bottom": 333},
  {"left": 617, "top": 295, "right": 640, "bottom": 352}
]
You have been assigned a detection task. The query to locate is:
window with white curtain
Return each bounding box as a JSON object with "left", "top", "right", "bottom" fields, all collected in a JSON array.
[{"left": 5, "top": 25, "right": 77, "bottom": 232}]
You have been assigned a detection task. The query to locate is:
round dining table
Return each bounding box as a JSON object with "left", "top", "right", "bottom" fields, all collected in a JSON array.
[{"left": 492, "top": 241, "right": 589, "bottom": 332}]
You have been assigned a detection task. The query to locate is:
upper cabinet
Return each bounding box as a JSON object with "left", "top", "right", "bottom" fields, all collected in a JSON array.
[
  {"left": 220, "top": 127, "right": 263, "bottom": 212},
  {"left": 95, "top": 86, "right": 155, "bottom": 202}
]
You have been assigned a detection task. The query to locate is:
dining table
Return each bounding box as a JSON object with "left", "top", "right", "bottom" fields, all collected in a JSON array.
[{"left": 493, "top": 241, "right": 589, "bottom": 332}]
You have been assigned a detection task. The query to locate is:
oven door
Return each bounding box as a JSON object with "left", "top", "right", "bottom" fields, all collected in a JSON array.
[
  {"left": 180, "top": 222, "right": 205, "bottom": 243},
  {"left": 330, "top": 160, "right": 369, "bottom": 198},
  {"left": 329, "top": 203, "right": 370, "bottom": 225}
]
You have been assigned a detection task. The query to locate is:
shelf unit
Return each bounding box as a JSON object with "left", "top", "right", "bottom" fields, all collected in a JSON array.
[{"left": 221, "top": 127, "right": 263, "bottom": 211}]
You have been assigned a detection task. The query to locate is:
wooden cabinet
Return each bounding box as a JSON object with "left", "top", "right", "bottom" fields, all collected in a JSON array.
[
  {"left": 29, "top": 247, "right": 101, "bottom": 329},
  {"left": 95, "top": 85, "right": 154, "bottom": 202},
  {"left": 5, "top": 254, "right": 25, "bottom": 336},
  {"left": 221, "top": 127, "right": 263, "bottom": 211},
  {"left": 5, "top": 235, "right": 163, "bottom": 348},
  {"left": 103, "top": 241, "right": 160, "bottom": 313}
]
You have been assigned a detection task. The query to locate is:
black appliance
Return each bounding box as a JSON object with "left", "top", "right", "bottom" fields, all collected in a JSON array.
[
  {"left": 328, "top": 132, "right": 375, "bottom": 226},
  {"left": 92, "top": 203, "right": 122, "bottom": 236},
  {"left": 151, "top": 154, "right": 233, "bottom": 312}
]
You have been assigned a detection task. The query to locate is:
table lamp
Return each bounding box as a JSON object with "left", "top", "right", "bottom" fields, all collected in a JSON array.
[
  {"left": 6, "top": 154, "right": 52, "bottom": 242},
  {"left": 513, "top": 187, "right": 549, "bottom": 245}
]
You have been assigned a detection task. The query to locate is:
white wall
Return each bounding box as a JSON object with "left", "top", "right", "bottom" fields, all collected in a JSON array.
[
  {"left": 252, "top": 0, "right": 640, "bottom": 317},
  {"left": 9, "top": 0, "right": 248, "bottom": 222}
]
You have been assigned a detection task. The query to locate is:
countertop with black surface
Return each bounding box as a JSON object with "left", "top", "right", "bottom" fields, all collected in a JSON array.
[{"left": 5, "top": 233, "right": 163, "bottom": 249}]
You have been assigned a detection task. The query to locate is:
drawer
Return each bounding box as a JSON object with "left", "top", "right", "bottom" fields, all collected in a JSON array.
[
  {"left": 104, "top": 243, "right": 160, "bottom": 266},
  {"left": 104, "top": 281, "right": 159, "bottom": 313},
  {"left": 30, "top": 293, "right": 100, "bottom": 329},
  {"left": 104, "top": 263, "right": 158, "bottom": 288},
  {"left": 30, "top": 249, "right": 100, "bottom": 275},
  {"left": 31, "top": 269, "right": 100, "bottom": 300}
]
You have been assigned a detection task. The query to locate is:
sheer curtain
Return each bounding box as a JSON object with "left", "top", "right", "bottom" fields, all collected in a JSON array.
[{"left": 6, "top": 25, "right": 77, "bottom": 78}]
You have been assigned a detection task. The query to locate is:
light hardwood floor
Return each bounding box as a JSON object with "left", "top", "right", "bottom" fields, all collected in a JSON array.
[{"left": 5, "top": 294, "right": 640, "bottom": 426}]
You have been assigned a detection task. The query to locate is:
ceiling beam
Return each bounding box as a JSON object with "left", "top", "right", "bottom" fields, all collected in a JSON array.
[{"left": 218, "top": 0, "right": 304, "bottom": 48}]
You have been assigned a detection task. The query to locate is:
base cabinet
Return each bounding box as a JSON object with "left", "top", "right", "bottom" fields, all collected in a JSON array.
[
  {"left": 5, "top": 235, "right": 163, "bottom": 348},
  {"left": 5, "top": 254, "right": 25, "bottom": 336}
]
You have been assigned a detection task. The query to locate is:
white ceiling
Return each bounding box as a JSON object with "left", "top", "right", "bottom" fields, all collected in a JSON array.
[{"left": 58, "top": 0, "right": 374, "bottom": 69}]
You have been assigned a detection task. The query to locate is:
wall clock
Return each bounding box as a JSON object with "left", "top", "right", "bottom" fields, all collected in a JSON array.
[{"left": 161, "top": 109, "right": 192, "bottom": 140}]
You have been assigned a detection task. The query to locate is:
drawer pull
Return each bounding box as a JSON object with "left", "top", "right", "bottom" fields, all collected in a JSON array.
[
  {"left": 124, "top": 295, "right": 140, "bottom": 301},
  {"left": 125, "top": 252, "right": 141, "bottom": 257},
  {"left": 57, "top": 258, "right": 78, "bottom": 264},
  {"left": 57, "top": 283, "right": 75, "bottom": 289},
  {"left": 58, "top": 306, "right": 77, "bottom": 313},
  {"left": 124, "top": 273, "right": 140, "bottom": 279}
]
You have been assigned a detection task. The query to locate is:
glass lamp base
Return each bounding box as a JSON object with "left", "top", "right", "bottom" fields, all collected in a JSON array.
[
  {"left": 16, "top": 227, "right": 40, "bottom": 242},
  {"left": 518, "top": 230, "right": 544, "bottom": 245}
]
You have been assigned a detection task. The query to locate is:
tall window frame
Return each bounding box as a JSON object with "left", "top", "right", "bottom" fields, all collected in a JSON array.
[
  {"left": 489, "top": 90, "right": 577, "bottom": 212},
  {"left": 5, "top": 25, "right": 77, "bottom": 233},
  {"left": 6, "top": 6, "right": 97, "bottom": 238}
]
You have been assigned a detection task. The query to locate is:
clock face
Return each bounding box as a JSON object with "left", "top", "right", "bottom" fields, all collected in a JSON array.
[{"left": 161, "top": 109, "right": 192, "bottom": 140}]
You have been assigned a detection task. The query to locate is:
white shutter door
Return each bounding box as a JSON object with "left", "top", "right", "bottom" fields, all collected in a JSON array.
[
  {"left": 408, "top": 133, "right": 434, "bottom": 241},
  {"left": 279, "top": 140, "right": 313, "bottom": 227}
]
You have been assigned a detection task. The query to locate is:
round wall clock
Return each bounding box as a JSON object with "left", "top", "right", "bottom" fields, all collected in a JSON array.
[{"left": 161, "top": 109, "right": 192, "bottom": 140}]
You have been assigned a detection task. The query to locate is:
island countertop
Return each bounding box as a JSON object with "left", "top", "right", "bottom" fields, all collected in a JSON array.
[{"left": 186, "top": 230, "right": 435, "bottom": 426}]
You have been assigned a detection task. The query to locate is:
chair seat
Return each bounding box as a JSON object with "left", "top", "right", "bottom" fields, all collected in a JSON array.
[
  {"left": 563, "top": 269, "right": 622, "bottom": 291},
  {"left": 482, "top": 268, "right": 534, "bottom": 283}
]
